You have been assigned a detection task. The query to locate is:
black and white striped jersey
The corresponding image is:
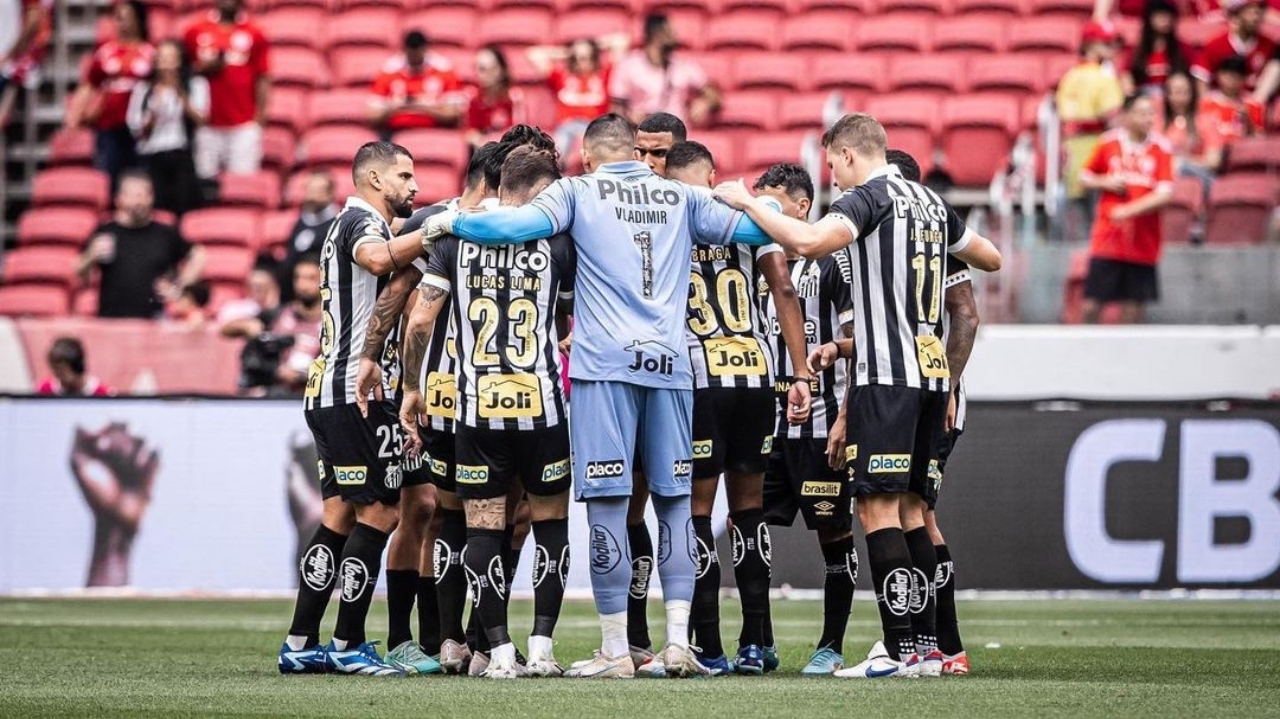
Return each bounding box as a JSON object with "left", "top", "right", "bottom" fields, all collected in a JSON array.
[
  {"left": 827, "top": 164, "right": 974, "bottom": 394},
  {"left": 767, "top": 252, "right": 855, "bottom": 439},
  {"left": 305, "top": 196, "right": 427, "bottom": 410},
  {"left": 422, "top": 231, "right": 576, "bottom": 431},
  {"left": 686, "top": 241, "right": 782, "bottom": 390},
  {"left": 943, "top": 255, "right": 972, "bottom": 433},
  {"left": 404, "top": 201, "right": 459, "bottom": 433}
]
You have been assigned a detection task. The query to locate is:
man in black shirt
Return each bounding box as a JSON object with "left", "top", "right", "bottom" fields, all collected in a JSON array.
[
  {"left": 78, "top": 170, "right": 205, "bottom": 318},
  {"left": 281, "top": 170, "right": 340, "bottom": 301}
]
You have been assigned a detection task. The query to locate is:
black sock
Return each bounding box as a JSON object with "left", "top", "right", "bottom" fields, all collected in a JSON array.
[
  {"left": 934, "top": 544, "right": 964, "bottom": 655},
  {"left": 333, "top": 523, "right": 391, "bottom": 647},
  {"left": 465, "top": 527, "right": 511, "bottom": 649},
  {"left": 434, "top": 510, "right": 467, "bottom": 643},
  {"left": 626, "top": 522, "right": 654, "bottom": 649},
  {"left": 817, "top": 536, "right": 857, "bottom": 655},
  {"left": 730, "top": 509, "right": 771, "bottom": 649},
  {"left": 865, "top": 527, "right": 917, "bottom": 661},
  {"left": 385, "top": 569, "right": 418, "bottom": 649},
  {"left": 904, "top": 527, "right": 938, "bottom": 655},
  {"left": 690, "top": 515, "right": 723, "bottom": 657},
  {"left": 531, "top": 518, "right": 569, "bottom": 638},
  {"left": 288, "top": 524, "right": 347, "bottom": 647},
  {"left": 417, "top": 574, "right": 441, "bottom": 656},
  {"left": 762, "top": 600, "right": 774, "bottom": 648}
]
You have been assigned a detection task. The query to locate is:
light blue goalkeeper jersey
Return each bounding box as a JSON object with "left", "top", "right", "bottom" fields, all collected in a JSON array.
[{"left": 450, "top": 160, "right": 770, "bottom": 390}]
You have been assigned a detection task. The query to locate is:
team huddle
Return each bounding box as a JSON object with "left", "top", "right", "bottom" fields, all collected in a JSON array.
[{"left": 277, "top": 108, "right": 1002, "bottom": 680}]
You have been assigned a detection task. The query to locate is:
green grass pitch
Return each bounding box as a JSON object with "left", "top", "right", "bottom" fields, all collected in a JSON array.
[{"left": 2, "top": 597, "right": 1278, "bottom": 718}]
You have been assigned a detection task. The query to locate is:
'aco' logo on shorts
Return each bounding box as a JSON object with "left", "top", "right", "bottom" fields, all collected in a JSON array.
[
  {"left": 334, "top": 466, "right": 368, "bottom": 485},
  {"left": 692, "top": 440, "right": 713, "bottom": 459}
]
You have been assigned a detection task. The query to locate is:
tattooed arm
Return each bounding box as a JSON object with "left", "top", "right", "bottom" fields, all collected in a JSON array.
[
  {"left": 943, "top": 279, "right": 979, "bottom": 433},
  {"left": 398, "top": 284, "right": 450, "bottom": 454},
  {"left": 353, "top": 266, "right": 423, "bottom": 417}
]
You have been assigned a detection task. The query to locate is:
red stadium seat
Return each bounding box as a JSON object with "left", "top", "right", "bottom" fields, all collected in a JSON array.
[
  {"left": 1026, "top": 0, "right": 1093, "bottom": 15},
  {"left": 559, "top": 0, "right": 635, "bottom": 11},
  {"left": 260, "top": 7, "right": 328, "bottom": 48},
  {"left": 778, "top": 92, "right": 831, "bottom": 130},
  {"left": 273, "top": 46, "right": 329, "bottom": 89},
  {"left": 1204, "top": 175, "right": 1278, "bottom": 245},
  {"left": 664, "top": 9, "right": 709, "bottom": 51},
  {"left": 307, "top": 89, "right": 375, "bottom": 128},
  {"left": 72, "top": 287, "right": 98, "bottom": 317},
  {"left": 395, "top": 129, "right": 470, "bottom": 172},
  {"left": 968, "top": 55, "right": 1046, "bottom": 95},
  {"left": 879, "top": 0, "right": 951, "bottom": 13},
  {"left": 697, "top": 131, "right": 741, "bottom": 176},
  {"left": 706, "top": 11, "right": 780, "bottom": 52},
  {"left": 267, "top": 86, "right": 308, "bottom": 132},
  {"left": 1225, "top": 137, "right": 1280, "bottom": 174},
  {"left": 1162, "top": 176, "right": 1204, "bottom": 245},
  {"left": 731, "top": 52, "right": 809, "bottom": 91},
  {"left": 887, "top": 54, "right": 966, "bottom": 95},
  {"left": 642, "top": 0, "right": 709, "bottom": 16},
  {"left": 0, "top": 285, "right": 69, "bottom": 317},
  {"left": 1044, "top": 54, "right": 1080, "bottom": 91},
  {"left": 325, "top": 8, "right": 400, "bottom": 50},
  {"left": 406, "top": 7, "right": 478, "bottom": 48},
  {"left": 811, "top": 52, "right": 887, "bottom": 93},
  {"left": 865, "top": 94, "right": 940, "bottom": 167},
  {"left": 554, "top": 9, "right": 631, "bottom": 43},
  {"left": 520, "top": 85, "right": 557, "bottom": 128},
  {"left": 31, "top": 168, "right": 110, "bottom": 210},
  {"left": 716, "top": 91, "right": 781, "bottom": 131},
  {"left": 182, "top": 207, "right": 263, "bottom": 248},
  {"left": 17, "top": 207, "right": 100, "bottom": 247},
  {"left": 494, "top": 0, "right": 553, "bottom": 9},
  {"left": 218, "top": 171, "right": 283, "bottom": 209},
  {"left": 780, "top": 13, "right": 854, "bottom": 52},
  {"left": 794, "top": 0, "right": 874, "bottom": 11},
  {"left": 260, "top": 209, "right": 299, "bottom": 254},
  {"left": 414, "top": 165, "right": 464, "bottom": 205},
  {"left": 1008, "top": 18, "right": 1083, "bottom": 54},
  {"left": 330, "top": 47, "right": 394, "bottom": 88},
  {"left": 719, "top": 0, "right": 789, "bottom": 14},
  {"left": 931, "top": 14, "right": 1007, "bottom": 53},
  {"left": 741, "top": 131, "right": 807, "bottom": 176},
  {"left": 952, "top": 0, "right": 1024, "bottom": 14},
  {"left": 200, "top": 246, "right": 257, "bottom": 283},
  {"left": 300, "top": 125, "right": 380, "bottom": 166},
  {"left": 855, "top": 16, "right": 930, "bottom": 53},
  {"left": 1177, "top": 17, "right": 1223, "bottom": 50},
  {"left": 261, "top": 125, "right": 299, "bottom": 172},
  {"left": 2, "top": 246, "right": 80, "bottom": 288},
  {"left": 682, "top": 52, "right": 733, "bottom": 90},
  {"left": 478, "top": 8, "right": 555, "bottom": 48},
  {"left": 48, "top": 129, "right": 95, "bottom": 167},
  {"left": 941, "top": 94, "right": 1021, "bottom": 186}
]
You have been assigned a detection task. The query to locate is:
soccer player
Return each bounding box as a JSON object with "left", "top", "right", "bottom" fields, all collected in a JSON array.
[
  {"left": 752, "top": 163, "right": 859, "bottom": 676},
  {"left": 401, "top": 146, "right": 575, "bottom": 679},
  {"left": 279, "top": 141, "right": 432, "bottom": 677},
  {"left": 664, "top": 143, "right": 813, "bottom": 676},
  {"left": 634, "top": 111, "right": 686, "bottom": 176},
  {"left": 714, "top": 113, "right": 1002, "bottom": 679},
  {"left": 420, "top": 114, "right": 790, "bottom": 679}
]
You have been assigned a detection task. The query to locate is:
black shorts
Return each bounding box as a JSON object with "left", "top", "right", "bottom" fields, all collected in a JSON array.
[
  {"left": 845, "top": 385, "right": 947, "bottom": 503},
  {"left": 453, "top": 423, "right": 571, "bottom": 500},
  {"left": 420, "top": 424, "right": 457, "bottom": 492},
  {"left": 926, "top": 428, "right": 964, "bottom": 510},
  {"left": 305, "top": 402, "right": 403, "bottom": 506},
  {"left": 1083, "top": 257, "right": 1158, "bottom": 303},
  {"left": 763, "top": 438, "right": 854, "bottom": 532},
  {"left": 692, "top": 387, "right": 776, "bottom": 478}
]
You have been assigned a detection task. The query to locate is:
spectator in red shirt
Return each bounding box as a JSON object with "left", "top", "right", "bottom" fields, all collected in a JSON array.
[
  {"left": 66, "top": 0, "right": 154, "bottom": 192},
  {"left": 1201, "top": 55, "right": 1267, "bottom": 143},
  {"left": 37, "top": 337, "right": 114, "bottom": 397},
  {"left": 1193, "top": 0, "right": 1276, "bottom": 91},
  {"left": 1079, "top": 94, "right": 1175, "bottom": 324},
  {"left": 463, "top": 45, "right": 525, "bottom": 150},
  {"left": 368, "top": 30, "right": 463, "bottom": 136},
  {"left": 1159, "top": 70, "right": 1221, "bottom": 173},
  {"left": 528, "top": 34, "right": 629, "bottom": 158},
  {"left": 0, "top": 0, "right": 53, "bottom": 126},
  {"left": 183, "top": 0, "right": 269, "bottom": 180},
  {"left": 1122, "top": 0, "right": 1200, "bottom": 94}
]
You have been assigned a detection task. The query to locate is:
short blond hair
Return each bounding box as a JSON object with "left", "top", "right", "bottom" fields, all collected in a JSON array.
[{"left": 821, "top": 113, "right": 888, "bottom": 157}]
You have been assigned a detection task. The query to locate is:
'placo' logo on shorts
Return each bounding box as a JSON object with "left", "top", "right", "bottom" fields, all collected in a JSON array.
[
  {"left": 868, "top": 454, "right": 912, "bottom": 473},
  {"left": 800, "top": 481, "right": 842, "bottom": 497},
  {"left": 672, "top": 460, "right": 692, "bottom": 478},
  {"left": 692, "top": 440, "right": 713, "bottom": 459},
  {"left": 541, "top": 460, "right": 570, "bottom": 483},
  {"left": 585, "top": 460, "right": 625, "bottom": 480},
  {"left": 334, "top": 466, "right": 368, "bottom": 485},
  {"left": 456, "top": 464, "right": 490, "bottom": 484}
]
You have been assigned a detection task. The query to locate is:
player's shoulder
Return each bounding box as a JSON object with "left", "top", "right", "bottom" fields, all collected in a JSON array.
[{"left": 401, "top": 200, "right": 451, "bottom": 235}]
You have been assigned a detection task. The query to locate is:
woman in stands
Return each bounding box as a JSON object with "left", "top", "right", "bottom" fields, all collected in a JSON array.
[
  {"left": 127, "top": 39, "right": 208, "bottom": 217},
  {"left": 1159, "top": 70, "right": 1221, "bottom": 176},
  {"left": 463, "top": 45, "right": 525, "bottom": 150},
  {"left": 528, "top": 35, "right": 629, "bottom": 161},
  {"left": 1121, "top": 0, "right": 1197, "bottom": 95},
  {"left": 65, "top": 0, "right": 154, "bottom": 193}
]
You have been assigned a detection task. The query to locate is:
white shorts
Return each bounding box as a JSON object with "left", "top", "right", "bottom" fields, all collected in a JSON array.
[{"left": 195, "top": 122, "right": 262, "bottom": 178}]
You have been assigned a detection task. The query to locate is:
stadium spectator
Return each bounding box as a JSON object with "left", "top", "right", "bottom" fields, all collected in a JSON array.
[
  {"left": 1252, "top": 45, "right": 1280, "bottom": 103},
  {"left": 368, "top": 30, "right": 462, "bottom": 137},
  {"left": 36, "top": 337, "right": 114, "bottom": 397},
  {"left": 462, "top": 45, "right": 525, "bottom": 149},
  {"left": 1201, "top": 55, "right": 1267, "bottom": 145},
  {"left": 78, "top": 170, "right": 206, "bottom": 319},
  {"left": 1122, "top": 0, "right": 1199, "bottom": 94},
  {"left": 1193, "top": 0, "right": 1276, "bottom": 91},
  {"left": 0, "top": 0, "right": 52, "bottom": 126},
  {"left": 1159, "top": 70, "right": 1221, "bottom": 189},
  {"left": 217, "top": 261, "right": 281, "bottom": 325},
  {"left": 280, "top": 170, "right": 338, "bottom": 300},
  {"left": 65, "top": 0, "right": 154, "bottom": 192},
  {"left": 224, "top": 255, "right": 322, "bottom": 397},
  {"left": 1056, "top": 19, "right": 1125, "bottom": 240},
  {"left": 528, "top": 35, "right": 630, "bottom": 158},
  {"left": 1080, "top": 94, "right": 1174, "bottom": 324},
  {"left": 183, "top": 0, "right": 269, "bottom": 180},
  {"left": 127, "top": 39, "right": 208, "bottom": 217},
  {"left": 165, "top": 279, "right": 212, "bottom": 329},
  {"left": 609, "top": 13, "right": 719, "bottom": 128}
]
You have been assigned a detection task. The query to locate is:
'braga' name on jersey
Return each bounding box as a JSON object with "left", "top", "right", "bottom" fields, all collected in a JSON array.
[
  {"left": 894, "top": 194, "right": 949, "bottom": 245},
  {"left": 459, "top": 243, "right": 549, "bottom": 292},
  {"left": 598, "top": 178, "right": 680, "bottom": 224}
]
